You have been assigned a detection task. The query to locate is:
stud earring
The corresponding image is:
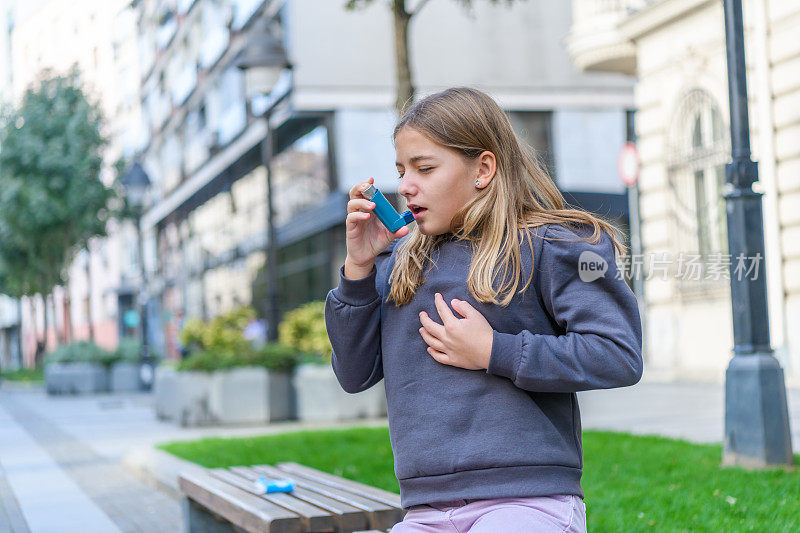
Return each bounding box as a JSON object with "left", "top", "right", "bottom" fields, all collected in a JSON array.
[{"left": 475, "top": 180, "right": 481, "bottom": 187}]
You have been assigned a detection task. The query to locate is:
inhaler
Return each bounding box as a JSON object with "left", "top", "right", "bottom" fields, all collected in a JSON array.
[{"left": 361, "top": 184, "right": 415, "bottom": 232}]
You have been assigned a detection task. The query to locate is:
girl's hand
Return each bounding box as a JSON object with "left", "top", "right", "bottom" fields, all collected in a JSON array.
[
  {"left": 345, "top": 177, "right": 410, "bottom": 271},
  {"left": 419, "top": 293, "right": 494, "bottom": 370}
]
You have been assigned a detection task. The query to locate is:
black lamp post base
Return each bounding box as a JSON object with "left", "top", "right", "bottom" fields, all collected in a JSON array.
[{"left": 723, "top": 352, "right": 794, "bottom": 467}]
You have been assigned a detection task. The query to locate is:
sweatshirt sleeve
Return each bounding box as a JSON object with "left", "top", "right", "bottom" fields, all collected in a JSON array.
[
  {"left": 486, "top": 224, "right": 643, "bottom": 393},
  {"left": 324, "top": 263, "right": 384, "bottom": 394}
]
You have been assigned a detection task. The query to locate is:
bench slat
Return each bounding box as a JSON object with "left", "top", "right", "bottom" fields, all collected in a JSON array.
[
  {"left": 210, "top": 469, "right": 342, "bottom": 533},
  {"left": 263, "top": 464, "right": 403, "bottom": 530},
  {"left": 276, "top": 462, "right": 402, "bottom": 508},
  {"left": 230, "top": 466, "right": 369, "bottom": 532},
  {"left": 179, "top": 470, "right": 301, "bottom": 533},
  {"left": 254, "top": 465, "right": 396, "bottom": 514}
]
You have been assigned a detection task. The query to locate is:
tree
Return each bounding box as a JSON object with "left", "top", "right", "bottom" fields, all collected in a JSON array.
[
  {"left": 0, "top": 69, "right": 116, "bottom": 365},
  {"left": 345, "top": 0, "right": 520, "bottom": 114}
]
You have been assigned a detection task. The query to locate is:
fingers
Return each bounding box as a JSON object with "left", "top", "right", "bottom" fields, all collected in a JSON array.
[
  {"left": 451, "top": 298, "right": 475, "bottom": 319},
  {"left": 392, "top": 225, "right": 410, "bottom": 239},
  {"left": 433, "top": 292, "right": 457, "bottom": 326},
  {"left": 345, "top": 211, "right": 371, "bottom": 228},
  {"left": 419, "top": 310, "right": 445, "bottom": 339},
  {"left": 419, "top": 326, "right": 446, "bottom": 353},
  {"left": 347, "top": 198, "right": 376, "bottom": 214},
  {"left": 349, "top": 177, "right": 374, "bottom": 200},
  {"left": 426, "top": 346, "right": 451, "bottom": 365}
]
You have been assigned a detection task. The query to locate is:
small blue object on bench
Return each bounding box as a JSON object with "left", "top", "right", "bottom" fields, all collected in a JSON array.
[{"left": 254, "top": 476, "right": 295, "bottom": 494}]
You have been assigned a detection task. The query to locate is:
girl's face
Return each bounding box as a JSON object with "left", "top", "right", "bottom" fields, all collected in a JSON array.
[{"left": 395, "top": 127, "right": 494, "bottom": 236}]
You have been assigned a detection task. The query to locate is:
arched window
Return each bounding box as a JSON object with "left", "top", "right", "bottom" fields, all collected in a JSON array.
[{"left": 667, "top": 89, "right": 729, "bottom": 257}]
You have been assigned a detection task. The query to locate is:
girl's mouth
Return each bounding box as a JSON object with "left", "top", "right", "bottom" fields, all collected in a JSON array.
[{"left": 411, "top": 208, "right": 427, "bottom": 218}]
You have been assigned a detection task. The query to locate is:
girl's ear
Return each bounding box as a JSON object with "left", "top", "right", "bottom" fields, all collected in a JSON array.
[{"left": 475, "top": 151, "right": 497, "bottom": 188}]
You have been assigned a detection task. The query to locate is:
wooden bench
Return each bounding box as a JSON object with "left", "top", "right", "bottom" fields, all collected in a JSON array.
[{"left": 179, "top": 462, "right": 405, "bottom": 532}]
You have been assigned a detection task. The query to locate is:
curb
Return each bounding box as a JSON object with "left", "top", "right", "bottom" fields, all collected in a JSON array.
[
  {"left": 121, "top": 417, "right": 391, "bottom": 500},
  {"left": 122, "top": 446, "right": 205, "bottom": 500}
]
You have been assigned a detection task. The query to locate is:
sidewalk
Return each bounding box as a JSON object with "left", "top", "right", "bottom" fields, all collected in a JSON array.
[
  {"left": 0, "top": 384, "right": 390, "bottom": 532},
  {"left": 578, "top": 380, "right": 800, "bottom": 446},
  {"left": 1, "top": 379, "right": 797, "bottom": 532}
]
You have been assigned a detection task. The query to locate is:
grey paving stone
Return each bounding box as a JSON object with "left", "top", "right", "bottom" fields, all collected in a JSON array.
[
  {"left": 0, "top": 396, "right": 181, "bottom": 533},
  {"left": 0, "top": 463, "right": 30, "bottom": 533}
]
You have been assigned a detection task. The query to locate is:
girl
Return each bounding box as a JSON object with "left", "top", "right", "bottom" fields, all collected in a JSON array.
[{"left": 325, "top": 87, "right": 642, "bottom": 532}]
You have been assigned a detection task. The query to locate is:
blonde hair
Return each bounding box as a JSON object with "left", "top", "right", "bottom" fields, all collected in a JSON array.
[{"left": 387, "top": 87, "right": 625, "bottom": 307}]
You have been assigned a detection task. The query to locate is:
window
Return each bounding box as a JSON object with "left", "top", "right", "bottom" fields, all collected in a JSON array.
[
  {"left": 508, "top": 111, "right": 556, "bottom": 181},
  {"left": 276, "top": 230, "right": 333, "bottom": 315},
  {"left": 271, "top": 124, "right": 331, "bottom": 227},
  {"left": 667, "top": 89, "right": 729, "bottom": 257}
]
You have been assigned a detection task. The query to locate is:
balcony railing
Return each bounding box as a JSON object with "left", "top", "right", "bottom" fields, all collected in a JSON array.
[{"left": 566, "top": 0, "right": 655, "bottom": 75}]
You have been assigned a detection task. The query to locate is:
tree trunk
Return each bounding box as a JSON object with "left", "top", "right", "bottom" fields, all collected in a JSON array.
[
  {"left": 56, "top": 287, "right": 66, "bottom": 346},
  {"left": 64, "top": 290, "right": 73, "bottom": 343},
  {"left": 47, "top": 294, "right": 55, "bottom": 350},
  {"left": 86, "top": 249, "right": 94, "bottom": 342},
  {"left": 392, "top": 0, "right": 414, "bottom": 115},
  {"left": 34, "top": 294, "right": 47, "bottom": 367}
]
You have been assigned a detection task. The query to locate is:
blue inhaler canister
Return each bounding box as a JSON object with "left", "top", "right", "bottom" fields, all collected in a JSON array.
[
  {"left": 361, "top": 184, "right": 415, "bottom": 232},
  {"left": 253, "top": 476, "right": 295, "bottom": 494}
]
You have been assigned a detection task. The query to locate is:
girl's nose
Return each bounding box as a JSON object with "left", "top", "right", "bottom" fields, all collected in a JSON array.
[{"left": 398, "top": 175, "right": 413, "bottom": 197}]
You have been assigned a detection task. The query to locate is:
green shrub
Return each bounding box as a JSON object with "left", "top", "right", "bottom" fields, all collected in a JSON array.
[
  {"left": 278, "top": 301, "right": 332, "bottom": 363},
  {"left": 177, "top": 318, "right": 205, "bottom": 354},
  {"left": 114, "top": 336, "right": 162, "bottom": 364},
  {"left": 178, "top": 306, "right": 255, "bottom": 357},
  {"left": 176, "top": 342, "right": 302, "bottom": 373},
  {"left": 251, "top": 342, "right": 301, "bottom": 372},
  {"left": 176, "top": 349, "right": 233, "bottom": 373},
  {"left": 43, "top": 341, "right": 116, "bottom": 368}
]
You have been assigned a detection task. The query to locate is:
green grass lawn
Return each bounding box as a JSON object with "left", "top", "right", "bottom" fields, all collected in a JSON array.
[
  {"left": 0, "top": 368, "right": 43, "bottom": 382},
  {"left": 160, "top": 428, "right": 799, "bottom": 532}
]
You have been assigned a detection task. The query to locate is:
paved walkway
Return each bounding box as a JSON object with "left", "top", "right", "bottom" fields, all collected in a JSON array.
[
  {"left": 0, "top": 379, "right": 797, "bottom": 532},
  {"left": 579, "top": 380, "right": 800, "bottom": 446},
  {"left": 0, "top": 384, "right": 390, "bottom": 533}
]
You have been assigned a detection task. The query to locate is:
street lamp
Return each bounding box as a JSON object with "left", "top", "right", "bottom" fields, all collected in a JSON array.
[
  {"left": 235, "top": 16, "right": 292, "bottom": 342},
  {"left": 121, "top": 162, "right": 154, "bottom": 390},
  {"left": 721, "top": 0, "right": 793, "bottom": 466}
]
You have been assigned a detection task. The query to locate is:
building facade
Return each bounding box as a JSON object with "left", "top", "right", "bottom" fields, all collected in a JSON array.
[
  {"left": 0, "top": 1, "right": 21, "bottom": 370},
  {"left": 568, "top": 0, "right": 800, "bottom": 386},
  {"left": 3, "top": 0, "right": 144, "bottom": 364},
  {"left": 131, "top": 0, "right": 637, "bottom": 359}
]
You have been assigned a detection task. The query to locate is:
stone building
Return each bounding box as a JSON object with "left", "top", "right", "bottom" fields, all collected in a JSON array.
[{"left": 568, "top": 0, "right": 800, "bottom": 386}]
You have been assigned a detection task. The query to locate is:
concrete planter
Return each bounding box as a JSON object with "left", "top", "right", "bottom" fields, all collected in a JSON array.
[
  {"left": 293, "top": 363, "right": 386, "bottom": 422},
  {"left": 44, "top": 362, "right": 108, "bottom": 395},
  {"left": 266, "top": 370, "right": 295, "bottom": 422},
  {"left": 154, "top": 366, "right": 179, "bottom": 420},
  {"left": 207, "top": 366, "right": 293, "bottom": 424},
  {"left": 154, "top": 365, "right": 294, "bottom": 426},
  {"left": 110, "top": 362, "right": 142, "bottom": 393},
  {"left": 44, "top": 363, "right": 68, "bottom": 394},
  {"left": 174, "top": 371, "right": 213, "bottom": 427},
  {"left": 70, "top": 362, "right": 109, "bottom": 394},
  {"left": 154, "top": 366, "right": 213, "bottom": 425}
]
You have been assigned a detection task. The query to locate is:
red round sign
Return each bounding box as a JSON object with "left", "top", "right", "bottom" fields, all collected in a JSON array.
[{"left": 618, "top": 142, "right": 640, "bottom": 187}]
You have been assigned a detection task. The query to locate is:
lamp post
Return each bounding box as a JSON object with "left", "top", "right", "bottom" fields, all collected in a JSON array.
[
  {"left": 121, "top": 162, "right": 154, "bottom": 390},
  {"left": 721, "top": 0, "right": 793, "bottom": 466},
  {"left": 235, "top": 16, "right": 292, "bottom": 342}
]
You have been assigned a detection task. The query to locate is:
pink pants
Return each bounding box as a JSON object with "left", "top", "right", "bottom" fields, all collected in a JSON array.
[{"left": 390, "top": 495, "right": 587, "bottom": 532}]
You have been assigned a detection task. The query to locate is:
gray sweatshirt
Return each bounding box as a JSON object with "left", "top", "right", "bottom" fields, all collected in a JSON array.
[{"left": 324, "top": 223, "right": 643, "bottom": 509}]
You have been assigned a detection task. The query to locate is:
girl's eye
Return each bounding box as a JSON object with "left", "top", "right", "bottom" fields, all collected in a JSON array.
[{"left": 397, "top": 167, "right": 433, "bottom": 180}]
